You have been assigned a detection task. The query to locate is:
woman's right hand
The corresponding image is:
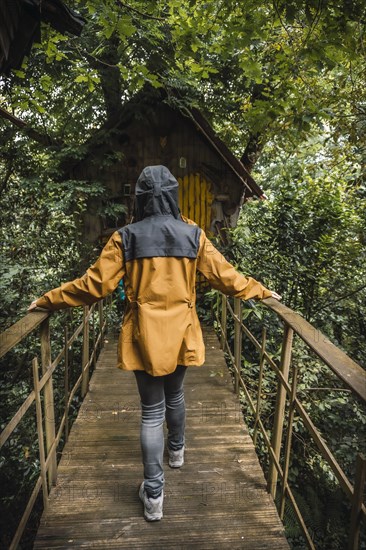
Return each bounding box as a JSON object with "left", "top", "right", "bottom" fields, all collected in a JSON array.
[{"left": 28, "top": 300, "right": 39, "bottom": 311}]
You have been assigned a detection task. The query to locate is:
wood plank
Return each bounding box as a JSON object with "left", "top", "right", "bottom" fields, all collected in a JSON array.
[
  {"left": 0, "top": 310, "right": 49, "bottom": 359},
  {"left": 34, "top": 328, "right": 289, "bottom": 549}
]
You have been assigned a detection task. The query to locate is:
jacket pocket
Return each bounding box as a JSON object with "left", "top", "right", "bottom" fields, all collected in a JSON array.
[
  {"left": 121, "top": 306, "right": 139, "bottom": 343},
  {"left": 184, "top": 303, "right": 197, "bottom": 351}
]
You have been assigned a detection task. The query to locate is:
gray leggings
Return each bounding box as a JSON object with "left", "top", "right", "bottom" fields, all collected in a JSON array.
[{"left": 134, "top": 365, "right": 187, "bottom": 498}]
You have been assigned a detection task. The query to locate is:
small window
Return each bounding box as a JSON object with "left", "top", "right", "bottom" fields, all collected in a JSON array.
[{"left": 123, "top": 183, "right": 131, "bottom": 196}]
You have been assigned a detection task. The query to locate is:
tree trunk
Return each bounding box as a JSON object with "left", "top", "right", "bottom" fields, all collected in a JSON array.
[
  {"left": 86, "top": 37, "right": 123, "bottom": 127},
  {"left": 240, "top": 133, "right": 264, "bottom": 173}
]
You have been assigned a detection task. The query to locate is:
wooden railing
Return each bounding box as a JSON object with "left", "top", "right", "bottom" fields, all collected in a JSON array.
[
  {"left": 0, "top": 297, "right": 111, "bottom": 550},
  {"left": 215, "top": 294, "right": 366, "bottom": 550}
]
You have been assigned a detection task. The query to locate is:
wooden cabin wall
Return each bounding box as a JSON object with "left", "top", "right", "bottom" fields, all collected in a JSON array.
[{"left": 72, "top": 103, "right": 245, "bottom": 242}]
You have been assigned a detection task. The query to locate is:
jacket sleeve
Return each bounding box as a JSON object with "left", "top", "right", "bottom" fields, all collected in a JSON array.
[
  {"left": 36, "top": 231, "right": 125, "bottom": 311},
  {"left": 196, "top": 230, "right": 272, "bottom": 300}
]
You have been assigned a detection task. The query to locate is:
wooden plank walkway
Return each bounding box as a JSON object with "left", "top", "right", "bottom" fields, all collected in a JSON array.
[{"left": 34, "top": 327, "right": 289, "bottom": 549}]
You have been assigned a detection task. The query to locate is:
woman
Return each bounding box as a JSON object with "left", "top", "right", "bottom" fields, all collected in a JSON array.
[{"left": 29, "top": 165, "right": 281, "bottom": 521}]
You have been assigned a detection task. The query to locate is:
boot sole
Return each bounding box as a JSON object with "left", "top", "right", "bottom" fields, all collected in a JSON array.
[{"left": 168, "top": 459, "right": 184, "bottom": 468}]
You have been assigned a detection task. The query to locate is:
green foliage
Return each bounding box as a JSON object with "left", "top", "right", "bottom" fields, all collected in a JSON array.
[
  {"left": 1, "top": 0, "right": 365, "bottom": 152},
  {"left": 231, "top": 137, "right": 366, "bottom": 365},
  {"left": 0, "top": 174, "right": 99, "bottom": 326}
]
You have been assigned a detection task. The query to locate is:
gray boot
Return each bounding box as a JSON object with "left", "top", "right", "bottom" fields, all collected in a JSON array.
[
  {"left": 139, "top": 482, "right": 164, "bottom": 521},
  {"left": 168, "top": 445, "right": 185, "bottom": 468}
]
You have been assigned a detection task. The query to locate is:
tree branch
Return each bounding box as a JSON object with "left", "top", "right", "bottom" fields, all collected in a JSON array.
[
  {"left": 0, "top": 106, "right": 29, "bottom": 129},
  {"left": 115, "top": 0, "right": 165, "bottom": 21},
  {"left": 302, "top": 0, "right": 323, "bottom": 47},
  {"left": 0, "top": 106, "right": 62, "bottom": 147},
  {"left": 272, "top": 0, "right": 293, "bottom": 41},
  {"left": 74, "top": 43, "right": 121, "bottom": 69}
]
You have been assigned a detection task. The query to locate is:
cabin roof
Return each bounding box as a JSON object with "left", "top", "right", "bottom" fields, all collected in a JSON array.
[
  {"left": 0, "top": 0, "right": 84, "bottom": 74},
  {"left": 112, "top": 87, "right": 265, "bottom": 199},
  {"left": 186, "top": 106, "right": 264, "bottom": 198}
]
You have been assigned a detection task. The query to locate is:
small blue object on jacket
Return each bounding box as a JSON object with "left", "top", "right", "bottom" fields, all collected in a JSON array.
[{"left": 117, "top": 279, "right": 125, "bottom": 301}]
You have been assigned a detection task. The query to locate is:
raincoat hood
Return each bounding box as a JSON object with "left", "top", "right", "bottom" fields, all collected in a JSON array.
[{"left": 135, "top": 165, "right": 180, "bottom": 221}]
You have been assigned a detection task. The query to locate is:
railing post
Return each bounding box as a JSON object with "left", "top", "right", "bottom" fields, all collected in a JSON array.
[
  {"left": 32, "top": 357, "right": 49, "bottom": 510},
  {"left": 348, "top": 453, "right": 366, "bottom": 550},
  {"left": 40, "top": 318, "right": 57, "bottom": 488},
  {"left": 64, "top": 326, "right": 69, "bottom": 442},
  {"left": 279, "top": 363, "right": 298, "bottom": 519},
  {"left": 92, "top": 306, "right": 96, "bottom": 370},
  {"left": 68, "top": 309, "right": 75, "bottom": 375},
  {"left": 220, "top": 294, "right": 227, "bottom": 350},
  {"left": 253, "top": 327, "right": 267, "bottom": 446},
  {"left": 81, "top": 305, "right": 90, "bottom": 398},
  {"left": 98, "top": 300, "right": 104, "bottom": 350},
  {"left": 234, "top": 298, "right": 242, "bottom": 395},
  {"left": 108, "top": 293, "right": 112, "bottom": 327},
  {"left": 267, "top": 323, "right": 294, "bottom": 498}
]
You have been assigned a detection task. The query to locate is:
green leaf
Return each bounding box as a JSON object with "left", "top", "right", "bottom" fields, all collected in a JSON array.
[
  {"left": 190, "top": 61, "right": 203, "bottom": 73},
  {"left": 74, "top": 74, "right": 89, "bottom": 83},
  {"left": 117, "top": 16, "right": 136, "bottom": 38}
]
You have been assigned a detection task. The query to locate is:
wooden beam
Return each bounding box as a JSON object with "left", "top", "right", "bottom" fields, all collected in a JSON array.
[
  {"left": 348, "top": 454, "right": 366, "bottom": 550},
  {"left": 0, "top": 311, "right": 50, "bottom": 359},
  {"left": 81, "top": 305, "right": 90, "bottom": 397},
  {"left": 267, "top": 324, "right": 293, "bottom": 498},
  {"left": 40, "top": 318, "right": 57, "bottom": 489},
  {"left": 234, "top": 298, "right": 242, "bottom": 395},
  {"left": 263, "top": 297, "right": 366, "bottom": 402},
  {"left": 32, "top": 357, "right": 49, "bottom": 510}
]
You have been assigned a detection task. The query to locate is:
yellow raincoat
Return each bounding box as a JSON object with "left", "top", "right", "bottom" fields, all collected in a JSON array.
[{"left": 36, "top": 167, "right": 271, "bottom": 376}]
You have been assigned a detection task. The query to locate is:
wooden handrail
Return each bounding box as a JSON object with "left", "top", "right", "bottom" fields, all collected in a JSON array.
[
  {"left": 263, "top": 297, "right": 366, "bottom": 402},
  {"left": 216, "top": 293, "right": 366, "bottom": 550},
  {"left": 0, "top": 310, "right": 50, "bottom": 360},
  {"left": 0, "top": 297, "right": 111, "bottom": 550}
]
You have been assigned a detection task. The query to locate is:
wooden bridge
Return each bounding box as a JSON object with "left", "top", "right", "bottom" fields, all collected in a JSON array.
[
  {"left": 0, "top": 296, "right": 365, "bottom": 549},
  {"left": 34, "top": 328, "right": 289, "bottom": 549}
]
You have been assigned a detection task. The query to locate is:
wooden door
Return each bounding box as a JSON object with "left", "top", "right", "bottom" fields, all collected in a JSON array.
[{"left": 178, "top": 173, "right": 213, "bottom": 233}]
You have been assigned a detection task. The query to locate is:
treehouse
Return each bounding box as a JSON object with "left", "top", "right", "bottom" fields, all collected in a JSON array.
[{"left": 69, "top": 88, "right": 266, "bottom": 242}]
